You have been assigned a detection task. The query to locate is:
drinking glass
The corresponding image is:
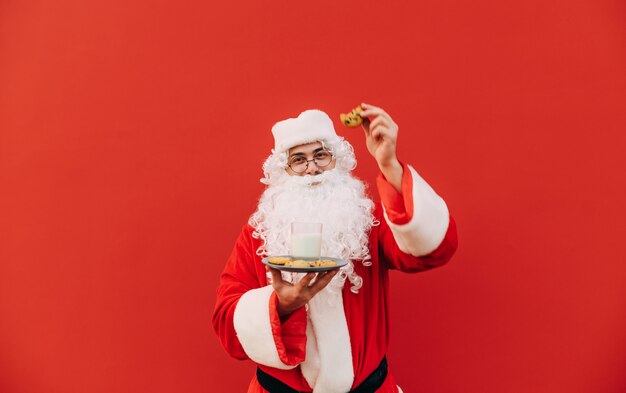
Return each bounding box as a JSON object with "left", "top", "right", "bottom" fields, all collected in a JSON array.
[{"left": 290, "top": 222, "right": 322, "bottom": 258}]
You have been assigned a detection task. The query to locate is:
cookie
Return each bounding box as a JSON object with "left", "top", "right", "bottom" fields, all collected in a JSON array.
[
  {"left": 268, "top": 257, "right": 292, "bottom": 265},
  {"left": 313, "top": 259, "right": 337, "bottom": 267},
  {"left": 285, "top": 259, "right": 312, "bottom": 267},
  {"left": 340, "top": 106, "right": 364, "bottom": 128}
]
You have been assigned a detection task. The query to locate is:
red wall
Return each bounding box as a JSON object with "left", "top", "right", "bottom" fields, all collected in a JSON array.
[{"left": 1, "top": 1, "right": 625, "bottom": 392}]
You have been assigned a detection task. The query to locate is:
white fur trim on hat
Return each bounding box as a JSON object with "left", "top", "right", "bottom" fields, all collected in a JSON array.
[{"left": 272, "top": 110, "right": 338, "bottom": 153}]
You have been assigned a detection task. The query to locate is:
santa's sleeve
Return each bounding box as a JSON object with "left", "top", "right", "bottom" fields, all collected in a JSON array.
[
  {"left": 212, "top": 225, "right": 307, "bottom": 368},
  {"left": 376, "top": 163, "right": 458, "bottom": 271}
]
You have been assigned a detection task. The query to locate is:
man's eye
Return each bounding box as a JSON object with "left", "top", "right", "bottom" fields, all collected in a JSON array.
[
  {"left": 315, "top": 152, "right": 330, "bottom": 159},
  {"left": 290, "top": 157, "right": 306, "bottom": 165}
]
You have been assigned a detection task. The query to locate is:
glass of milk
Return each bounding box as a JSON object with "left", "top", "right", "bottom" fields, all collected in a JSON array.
[{"left": 290, "top": 222, "right": 323, "bottom": 259}]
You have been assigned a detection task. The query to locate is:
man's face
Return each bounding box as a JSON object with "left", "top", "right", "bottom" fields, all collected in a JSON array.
[{"left": 285, "top": 141, "right": 336, "bottom": 176}]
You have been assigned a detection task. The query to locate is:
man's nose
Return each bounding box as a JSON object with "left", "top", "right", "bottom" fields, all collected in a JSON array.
[{"left": 305, "top": 160, "right": 322, "bottom": 175}]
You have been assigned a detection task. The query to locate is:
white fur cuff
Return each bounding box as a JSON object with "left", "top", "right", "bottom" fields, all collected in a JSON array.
[
  {"left": 383, "top": 165, "right": 450, "bottom": 256},
  {"left": 233, "top": 285, "right": 297, "bottom": 369}
]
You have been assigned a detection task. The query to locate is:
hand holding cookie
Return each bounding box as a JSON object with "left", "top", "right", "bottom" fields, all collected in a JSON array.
[
  {"left": 358, "top": 103, "right": 400, "bottom": 167},
  {"left": 357, "top": 103, "right": 403, "bottom": 192}
]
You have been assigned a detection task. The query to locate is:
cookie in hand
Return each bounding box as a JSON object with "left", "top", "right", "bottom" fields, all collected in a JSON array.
[{"left": 339, "top": 106, "right": 364, "bottom": 127}]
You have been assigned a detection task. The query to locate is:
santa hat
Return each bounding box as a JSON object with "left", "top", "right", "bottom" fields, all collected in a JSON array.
[{"left": 271, "top": 110, "right": 338, "bottom": 154}]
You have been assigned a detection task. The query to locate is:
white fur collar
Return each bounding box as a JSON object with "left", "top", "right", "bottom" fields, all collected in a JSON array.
[{"left": 301, "top": 286, "right": 354, "bottom": 393}]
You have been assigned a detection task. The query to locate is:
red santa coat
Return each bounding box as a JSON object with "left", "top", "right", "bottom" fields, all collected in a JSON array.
[{"left": 213, "top": 164, "right": 458, "bottom": 393}]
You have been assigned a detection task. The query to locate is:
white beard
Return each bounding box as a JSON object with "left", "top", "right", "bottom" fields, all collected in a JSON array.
[{"left": 249, "top": 168, "right": 379, "bottom": 294}]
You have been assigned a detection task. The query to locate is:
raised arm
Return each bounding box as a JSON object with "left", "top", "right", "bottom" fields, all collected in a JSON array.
[{"left": 358, "top": 103, "right": 457, "bottom": 270}]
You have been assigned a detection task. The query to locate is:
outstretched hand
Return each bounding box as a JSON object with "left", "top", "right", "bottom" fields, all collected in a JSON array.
[
  {"left": 359, "top": 103, "right": 403, "bottom": 192},
  {"left": 268, "top": 267, "right": 338, "bottom": 317}
]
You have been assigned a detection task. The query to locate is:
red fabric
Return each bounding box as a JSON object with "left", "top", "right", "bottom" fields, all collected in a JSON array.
[
  {"left": 376, "top": 162, "right": 414, "bottom": 225},
  {"left": 268, "top": 291, "right": 307, "bottom": 366},
  {"left": 212, "top": 174, "right": 458, "bottom": 392},
  {"left": 212, "top": 224, "right": 258, "bottom": 361}
]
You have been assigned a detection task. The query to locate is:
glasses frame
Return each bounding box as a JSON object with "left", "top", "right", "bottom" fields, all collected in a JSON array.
[{"left": 287, "top": 150, "right": 335, "bottom": 174}]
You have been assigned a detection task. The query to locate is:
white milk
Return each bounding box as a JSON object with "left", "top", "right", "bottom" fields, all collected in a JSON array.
[{"left": 290, "top": 233, "right": 322, "bottom": 258}]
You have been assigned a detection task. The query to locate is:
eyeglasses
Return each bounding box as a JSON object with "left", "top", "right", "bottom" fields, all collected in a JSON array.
[{"left": 288, "top": 150, "right": 334, "bottom": 173}]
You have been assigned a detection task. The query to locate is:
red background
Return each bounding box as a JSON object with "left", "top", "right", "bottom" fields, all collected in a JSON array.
[{"left": 1, "top": 1, "right": 625, "bottom": 392}]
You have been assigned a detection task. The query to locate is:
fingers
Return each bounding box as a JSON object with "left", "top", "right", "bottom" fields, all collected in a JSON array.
[
  {"left": 271, "top": 268, "right": 338, "bottom": 303},
  {"left": 372, "top": 125, "right": 394, "bottom": 141},
  {"left": 363, "top": 110, "right": 389, "bottom": 139},
  {"left": 269, "top": 267, "right": 284, "bottom": 287},
  {"left": 360, "top": 102, "right": 392, "bottom": 122},
  {"left": 369, "top": 116, "right": 389, "bottom": 131},
  {"left": 371, "top": 127, "right": 383, "bottom": 142},
  {"left": 365, "top": 107, "right": 398, "bottom": 144},
  {"left": 362, "top": 122, "right": 371, "bottom": 137},
  {"left": 370, "top": 116, "right": 391, "bottom": 142},
  {"left": 296, "top": 272, "right": 317, "bottom": 289},
  {"left": 308, "top": 270, "right": 338, "bottom": 295}
]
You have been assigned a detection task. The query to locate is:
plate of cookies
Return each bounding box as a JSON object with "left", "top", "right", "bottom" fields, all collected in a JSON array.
[{"left": 262, "top": 256, "right": 348, "bottom": 272}]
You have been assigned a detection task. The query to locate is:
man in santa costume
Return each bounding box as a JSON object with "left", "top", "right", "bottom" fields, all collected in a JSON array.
[{"left": 213, "top": 103, "right": 458, "bottom": 393}]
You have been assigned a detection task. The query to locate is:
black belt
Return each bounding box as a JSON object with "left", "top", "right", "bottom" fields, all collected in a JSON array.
[{"left": 256, "top": 356, "right": 388, "bottom": 393}]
